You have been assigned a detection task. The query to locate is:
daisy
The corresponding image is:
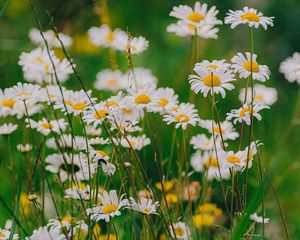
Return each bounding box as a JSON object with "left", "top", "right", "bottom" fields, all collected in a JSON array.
[
  {"left": 54, "top": 89, "right": 95, "bottom": 116},
  {"left": 239, "top": 84, "right": 277, "bottom": 106},
  {"left": 89, "top": 148, "right": 110, "bottom": 162},
  {"left": 118, "top": 98, "right": 143, "bottom": 122},
  {"left": 17, "top": 143, "right": 32, "bottom": 153},
  {"left": 0, "top": 228, "right": 19, "bottom": 240},
  {"left": 26, "top": 118, "right": 67, "bottom": 136},
  {"left": 88, "top": 25, "right": 125, "bottom": 49},
  {"left": 127, "top": 87, "right": 159, "bottom": 112},
  {"left": 83, "top": 103, "right": 112, "bottom": 127},
  {"left": 128, "top": 197, "right": 159, "bottom": 215},
  {"left": 0, "top": 89, "right": 17, "bottom": 117},
  {"left": 86, "top": 190, "right": 128, "bottom": 222},
  {"left": 101, "top": 161, "right": 116, "bottom": 176},
  {"left": 200, "top": 119, "right": 239, "bottom": 141},
  {"left": 39, "top": 85, "right": 65, "bottom": 104},
  {"left": 64, "top": 184, "right": 92, "bottom": 201},
  {"left": 153, "top": 87, "right": 179, "bottom": 113},
  {"left": 167, "top": 20, "right": 220, "bottom": 39},
  {"left": 123, "top": 67, "right": 158, "bottom": 90},
  {"left": 163, "top": 102, "right": 199, "bottom": 130},
  {"left": 94, "top": 69, "right": 126, "bottom": 92},
  {"left": 26, "top": 226, "right": 66, "bottom": 240},
  {"left": 85, "top": 125, "right": 102, "bottom": 137},
  {"left": 231, "top": 52, "right": 270, "bottom": 82},
  {"left": 279, "top": 52, "right": 300, "bottom": 84},
  {"left": 119, "top": 134, "right": 150, "bottom": 151},
  {"left": 12, "top": 100, "right": 43, "bottom": 119},
  {"left": 0, "top": 123, "right": 18, "bottom": 136},
  {"left": 189, "top": 68, "right": 235, "bottom": 98},
  {"left": 218, "top": 149, "right": 248, "bottom": 171},
  {"left": 225, "top": 7, "right": 274, "bottom": 30},
  {"left": 243, "top": 141, "right": 260, "bottom": 169},
  {"left": 45, "top": 153, "right": 95, "bottom": 182},
  {"left": 10, "top": 82, "right": 41, "bottom": 102},
  {"left": 46, "top": 134, "right": 86, "bottom": 151},
  {"left": 194, "top": 60, "right": 230, "bottom": 73},
  {"left": 110, "top": 119, "right": 142, "bottom": 133},
  {"left": 226, "top": 103, "right": 269, "bottom": 125},
  {"left": 88, "top": 137, "right": 110, "bottom": 147},
  {"left": 250, "top": 213, "right": 270, "bottom": 224},
  {"left": 18, "top": 47, "right": 73, "bottom": 84},
  {"left": 113, "top": 32, "right": 149, "bottom": 55},
  {"left": 190, "top": 134, "right": 214, "bottom": 151},
  {"left": 29, "top": 28, "right": 73, "bottom": 48},
  {"left": 169, "top": 222, "right": 191, "bottom": 240},
  {"left": 170, "top": 2, "right": 222, "bottom": 28}
]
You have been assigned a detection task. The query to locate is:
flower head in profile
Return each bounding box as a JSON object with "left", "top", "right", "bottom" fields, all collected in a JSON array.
[
  {"left": 86, "top": 190, "right": 128, "bottom": 222},
  {"left": 128, "top": 197, "right": 159, "bottom": 215},
  {"left": 225, "top": 7, "right": 274, "bottom": 30},
  {"left": 190, "top": 134, "right": 214, "bottom": 151},
  {"left": 17, "top": 143, "right": 32, "bottom": 153},
  {"left": 163, "top": 103, "right": 199, "bottom": 130},
  {"left": 279, "top": 52, "right": 300, "bottom": 84},
  {"left": 226, "top": 103, "right": 269, "bottom": 125},
  {"left": 0, "top": 123, "right": 18, "bottom": 136},
  {"left": 114, "top": 32, "right": 149, "bottom": 55},
  {"left": 250, "top": 213, "right": 270, "bottom": 224},
  {"left": 169, "top": 222, "right": 191, "bottom": 240},
  {"left": 26, "top": 118, "right": 67, "bottom": 136},
  {"left": 231, "top": 52, "right": 270, "bottom": 82},
  {"left": 189, "top": 68, "right": 235, "bottom": 98},
  {"left": 94, "top": 69, "right": 126, "bottom": 92},
  {"left": 118, "top": 134, "right": 151, "bottom": 151}
]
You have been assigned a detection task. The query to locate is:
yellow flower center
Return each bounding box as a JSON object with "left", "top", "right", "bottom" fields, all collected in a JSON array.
[
  {"left": 254, "top": 94, "right": 264, "bottom": 101},
  {"left": 188, "top": 24, "right": 197, "bottom": 30},
  {"left": 158, "top": 98, "right": 169, "bottom": 107},
  {"left": 243, "top": 61, "right": 260, "bottom": 72},
  {"left": 126, "top": 45, "right": 137, "bottom": 51},
  {"left": 206, "top": 64, "right": 219, "bottom": 70},
  {"left": 227, "top": 155, "right": 240, "bottom": 164},
  {"left": 2, "top": 98, "right": 16, "bottom": 108},
  {"left": 104, "top": 101, "right": 119, "bottom": 107},
  {"left": 94, "top": 109, "right": 108, "bottom": 119},
  {"left": 18, "top": 92, "right": 30, "bottom": 98},
  {"left": 144, "top": 207, "right": 151, "bottom": 213},
  {"left": 35, "top": 56, "right": 43, "bottom": 63},
  {"left": 122, "top": 108, "right": 132, "bottom": 114},
  {"left": 239, "top": 107, "right": 254, "bottom": 117},
  {"left": 0, "top": 232, "right": 6, "bottom": 237},
  {"left": 107, "top": 79, "right": 117, "bottom": 86},
  {"left": 203, "top": 75, "right": 221, "bottom": 87},
  {"left": 187, "top": 12, "right": 205, "bottom": 23},
  {"left": 44, "top": 64, "right": 50, "bottom": 72},
  {"left": 49, "top": 94, "right": 56, "bottom": 99},
  {"left": 65, "top": 100, "right": 72, "bottom": 106},
  {"left": 102, "top": 204, "right": 118, "bottom": 214},
  {"left": 193, "top": 214, "right": 216, "bottom": 228},
  {"left": 62, "top": 216, "right": 73, "bottom": 224},
  {"left": 72, "top": 103, "right": 87, "bottom": 111},
  {"left": 175, "top": 114, "right": 190, "bottom": 123},
  {"left": 96, "top": 150, "right": 108, "bottom": 157},
  {"left": 241, "top": 13, "right": 260, "bottom": 22},
  {"left": 166, "top": 193, "right": 178, "bottom": 204},
  {"left": 206, "top": 157, "right": 218, "bottom": 167},
  {"left": 135, "top": 94, "right": 151, "bottom": 104},
  {"left": 106, "top": 32, "right": 115, "bottom": 42},
  {"left": 129, "top": 140, "right": 136, "bottom": 146},
  {"left": 40, "top": 122, "right": 53, "bottom": 129},
  {"left": 212, "top": 126, "right": 224, "bottom": 135},
  {"left": 174, "top": 227, "right": 185, "bottom": 236}
]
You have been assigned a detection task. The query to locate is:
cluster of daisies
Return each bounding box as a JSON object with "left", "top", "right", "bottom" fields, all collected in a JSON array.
[{"left": 0, "top": 1, "right": 298, "bottom": 239}]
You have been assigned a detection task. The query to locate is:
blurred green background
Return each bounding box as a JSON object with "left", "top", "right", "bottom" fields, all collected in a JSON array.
[{"left": 1, "top": 0, "right": 300, "bottom": 239}]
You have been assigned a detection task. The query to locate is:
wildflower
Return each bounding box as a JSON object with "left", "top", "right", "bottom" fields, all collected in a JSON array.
[
  {"left": 128, "top": 197, "right": 159, "bottom": 215},
  {"left": 154, "top": 87, "right": 179, "bottom": 113},
  {"left": 219, "top": 149, "right": 248, "bottom": 171},
  {"left": 163, "top": 103, "right": 199, "bottom": 130},
  {"left": 18, "top": 47, "right": 73, "bottom": 84},
  {"left": 189, "top": 68, "right": 235, "bottom": 98},
  {"left": 88, "top": 137, "right": 110, "bottom": 147},
  {"left": 199, "top": 119, "right": 239, "bottom": 141},
  {"left": 26, "top": 118, "right": 67, "bottom": 136},
  {"left": 225, "top": 7, "right": 274, "bottom": 30},
  {"left": 231, "top": 52, "right": 270, "bottom": 82},
  {"left": 94, "top": 69, "right": 126, "bottom": 92},
  {"left": 250, "top": 213, "right": 270, "bottom": 224},
  {"left": 0, "top": 228, "right": 19, "bottom": 240},
  {"left": 119, "top": 134, "right": 151, "bottom": 150},
  {"left": 64, "top": 184, "right": 92, "bottom": 201},
  {"left": 279, "top": 52, "right": 300, "bottom": 84},
  {"left": 0, "top": 123, "right": 18, "bottom": 136},
  {"left": 169, "top": 222, "right": 191, "bottom": 240},
  {"left": 113, "top": 32, "right": 149, "bottom": 55},
  {"left": 0, "top": 89, "right": 17, "bottom": 117},
  {"left": 194, "top": 60, "right": 230, "bottom": 73},
  {"left": 13, "top": 100, "right": 43, "bottom": 119},
  {"left": 88, "top": 25, "right": 125, "bottom": 49},
  {"left": 86, "top": 190, "right": 128, "bottom": 222},
  {"left": 156, "top": 180, "right": 174, "bottom": 192},
  {"left": 110, "top": 119, "right": 142, "bottom": 133},
  {"left": 190, "top": 134, "right": 214, "bottom": 151},
  {"left": 85, "top": 125, "right": 102, "bottom": 137},
  {"left": 183, "top": 181, "right": 201, "bottom": 201},
  {"left": 101, "top": 161, "right": 116, "bottom": 176},
  {"left": 239, "top": 84, "right": 277, "bottom": 106},
  {"left": 165, "top": 193, "right": 178, "bottom": 204},
  {"left": 39, "top": 85, "right": 65, "bottom": 104},
  {"left": 83, "top": 102, "right": 115, "bottom": 127},
  {"left": 10, "top": 82, "right": 41, "bottom": 102},
  {"left": 29, "top": 28, "right": 73, "bottom": 48},
  {"left": 226, "top": 103, "right": 269, "bottom": 125},
  {"left": 46, "top": 134, "right": 86, "bottom": 151},
  {"left": 123, "top": 67, "right": 158, "bottom": 90},
  {"left": 127, "top": 87, "right": 159, "bottom": 112},
  {"left": 26, "top": 226, "right": 66, "bottom": 240},
  {"left": 16, "top": 143, "right": 32, "bottom": 153}
]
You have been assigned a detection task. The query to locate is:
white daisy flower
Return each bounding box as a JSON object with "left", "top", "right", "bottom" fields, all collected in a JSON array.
[
  {"left": 110, "top": 119, "right": 142, "bottom": 133},
  {"left": 46, "top": 134, "right": 86, "bottom": 151},
  {"left": 191, "top": 151, "right": 230, "bottom": 181},
  {"left": 0, "top": 123, "right": 18, "bottom": 136},
  {"left": 54, "top": 89, "right": 95, "bottom": 116},
  {"left": 190, "top": 134, "right": 214, "bottom": 151},
  {"left": 170, "top": 2, "right": 222, "bottom": 28},
  {"left": 250, "top": 213, "right": 270, "bottom": 224},
  {"left": 113, "top": 32, "right": 149, "bottom": 55},
  {"left": 0, "top": 89, "right": 17, "bottom": 117},
  {"left": 13, "top": 100, "right": 43, "bottom": 119},
  {"left": 101, "top": 162, "right": 116, "bottom": 176},
  {"left": 85, "top": 125, "right": 102, "bottom": 137},
  {"left": 29, "top": 28, "right": 73, "bottom": 48},
  {"left": 163, "top": 103, "right": 199, "bottom": 130},
  {"left": 119, "top": 134, "right": 150, "bottom": 151},
  {"left": 94, "top": 69, "right": 126, "bottom": 92},
  {"left": 89, "top": 148, "right": 110, "bottom": 162},
  {"left": 231, "top": 52, "right": 270, "bottom": 82},
  {"left": 18, "top": 47, "right": 73, "bottom": 84},
  {"left": 170, "top": 222, "right": 191, "bottom": 240},
  {"left": 64, "top": 183, "right": 92, "bottom": 201},
  {"left": 194, "top": 59, "right": 230, "bottom": 73},
  {"left": 127, "top": 87, "right": 159, "bottom": 112},
  {"left": 128, "top": 197, "right": 159, "bottom": 215},
  {"left": 39, "top": 85, "right": 65, "bottom": 104},
  {"left": 86, "top": 190, "right": 128, "bottom": 222},
  {"left": 123, "top": 67, "right": 158, "bottom": 90},
  {"left": 225, "top": 7, "right": 274, "bottom": 30},
  {"left": 226, "top": 103, "right": 269, "bottom": 125},
  {"left": 167, "top": 20, "right": 220, "bottom": 39},
  {"left": 0, "top": 228, "right": 19, "bottom": 240},
  {"left": 88, "top": 25, "right": 125, "bottom": 49},
  {"left": 189, "top": 68, "right": 235, "bottom": 98},
  {"left": 88, "top": 137, "right": 110, "bottom": 147},
  {"left": 17, "top": 143, "right": 32, "bottom": 153},
  {"left": 239, "top": 84, "right": 277, "bottom": 106},
  {"left": 199, "top": 119, "right": 239, "bottom": 141},
  {"left": 10, "top": 82, "right": 41, "bottom": 102},
  {"left": 25, "top": 226, "right": 66, "bottom": 240},
  {"left": 153, "top": 87, "right": 179, "bottom": 113},
  {"left": 26, "top": 118, "right": 67, "bottom": 136},
  {"left": 218, "top": 149, "right": 248, "bottom": 171},
  {"left": 279, "top": 52, "right": 300, "bottom": 84},
  {"left": 118, "top": 98, "right": 143, "bottom": 122},
  {"left": 45, "top": 153, "right": 95, "bottom": 182},
  {"left": 243, "top": 141, "right": 260, "bottom": 169}
]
